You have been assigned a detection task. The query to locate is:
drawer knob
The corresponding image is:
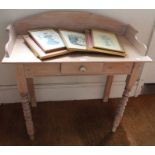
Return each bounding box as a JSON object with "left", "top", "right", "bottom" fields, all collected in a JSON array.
[{"left": 79, "top": 66, "right": 87, "bottom": 72}]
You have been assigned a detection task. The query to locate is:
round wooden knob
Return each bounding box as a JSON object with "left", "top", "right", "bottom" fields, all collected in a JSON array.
[{"left": 79, "top": 66, "right": 87, "bottom": 72}]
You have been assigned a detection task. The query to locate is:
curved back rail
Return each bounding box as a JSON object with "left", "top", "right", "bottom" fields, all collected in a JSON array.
[
  {"left": 13, "top": 11, "right": 127, "bottom": 35},
  {"left": 5, "top": 11, "right": 146, "bottom": 57}
]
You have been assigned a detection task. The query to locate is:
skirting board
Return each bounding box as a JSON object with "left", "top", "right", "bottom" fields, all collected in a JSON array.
[{"left": 0, "top": 81, "right": 137, "bottom": 104}]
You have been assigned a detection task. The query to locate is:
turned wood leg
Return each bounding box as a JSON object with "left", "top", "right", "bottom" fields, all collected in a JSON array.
[
  {"left": 112, "top": 63, "right": 142, "bottom": 132},
  {"left": 16, "top": 64, "right": 35, "bottom": 140},
  {"left": 112, "top": 89, "right": 129, "bottom": 132},
  {"left": 27, "top": 78, "right": 37, "bottom": 107},
  {"left": 103, "top": 75, "right": 114, "bottom": 102},
  {"left": 21, "top": 95, "right": 35, "bottom": 140}
]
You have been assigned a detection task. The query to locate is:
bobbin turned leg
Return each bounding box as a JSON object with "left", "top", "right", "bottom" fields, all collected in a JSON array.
[
  {"left": 103, "top": 75, "right": 114, "bottom": 102},
  {"left": 21, "top": 95, "right": 35, "bottom": 140},
  {"left": 112, "top": 63, "right": 142, "bottom": 132},
  {"left": 27, "top": 78, "right": 37, "bottom": 107},
  {"left": 112, "top": 88, "right": 130, "bottom": 132},
  {"left": 16, "top": 64, "right": 35, "bottom": 140}
]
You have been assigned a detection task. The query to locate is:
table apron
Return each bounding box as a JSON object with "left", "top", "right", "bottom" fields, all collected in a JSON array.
[{"left": 23, "top": 62, "right": 134, "bottom": 78}]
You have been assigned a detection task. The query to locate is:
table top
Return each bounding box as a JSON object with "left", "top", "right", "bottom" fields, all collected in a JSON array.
[{"left": 2, "top": 35, "right": 151, "bottom": 64}]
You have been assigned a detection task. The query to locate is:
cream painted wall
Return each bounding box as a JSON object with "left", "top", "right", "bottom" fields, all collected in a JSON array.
[
  {"left": 140, "top": 25, "right": 155, "bottom": 83},
  {"left": 0, "top": 9, "right": 155, "bottom": 103}
]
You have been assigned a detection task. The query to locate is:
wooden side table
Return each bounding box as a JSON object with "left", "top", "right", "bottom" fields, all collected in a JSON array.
[{"left": 2, "top": 11, "right": 151, "bottom": 140}]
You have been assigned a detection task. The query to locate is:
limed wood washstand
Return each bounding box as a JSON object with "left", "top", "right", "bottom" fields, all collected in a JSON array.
[{"left": 2, "top": 11, "right": 152, "bottom": 140}]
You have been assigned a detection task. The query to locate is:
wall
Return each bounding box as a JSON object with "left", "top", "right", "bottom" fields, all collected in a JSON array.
[
  {"left": 140, "top": 25, "right": 155, "bottom": 83},
  {"left": 0, "top": 9, "right": 155, "bottom": 103}
]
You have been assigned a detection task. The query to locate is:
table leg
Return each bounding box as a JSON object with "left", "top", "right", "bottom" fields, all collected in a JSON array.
[
  {"left": 112, "top": 63, "right": 142, "bottom": 132},
  {"left": 16, "top": 64, "right": 35, "bottom": 140},
  {"left": 103, "top": 75, "right": 113, "bottom": 102},
  {"left": 27, "top": 78, "right": 37, "bottom": 107},
  {"left": 21, "top": 95, "right": 35, "bottom": 140}
]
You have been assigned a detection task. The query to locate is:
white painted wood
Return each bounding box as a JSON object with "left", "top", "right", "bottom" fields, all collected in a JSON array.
[{"left": 0, "top": 81, "right": 137, "bottom": 104}]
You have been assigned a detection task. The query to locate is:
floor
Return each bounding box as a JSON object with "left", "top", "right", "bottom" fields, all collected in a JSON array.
[
  {"left": 0, "top": 94, "right": 155, "bottom": 146},
  {"left": 141, "top": 83, "right": 155, "bottom": 95}
]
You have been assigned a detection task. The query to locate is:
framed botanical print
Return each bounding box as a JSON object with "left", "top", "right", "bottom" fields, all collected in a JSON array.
[
  {"left": 23, "top": 35, "right": 70, "bottom": 60},
  {"left": 91, "top": 29, "right": 125, "bottom": 53},
  {"left": 59, "top": 30, "right": 87, "bottom": 51},
  {"left": 28, "top": 29, "right": 65, "bottom": 52},
  {"left": 85, "top": 29, "right": 126, "bottom": 57}
]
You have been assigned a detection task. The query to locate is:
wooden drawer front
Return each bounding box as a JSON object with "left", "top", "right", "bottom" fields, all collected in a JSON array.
[
  {"left": 24, "top": 64, "right": 60, "bottom": 77},
  {"left": 103, "top": 62, "right": 133, "bottom": 74},
  {"left": 61, "top": 63, "right": 103, "bottom": 75}
]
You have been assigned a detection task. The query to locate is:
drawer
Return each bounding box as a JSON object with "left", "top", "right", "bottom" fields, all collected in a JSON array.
[
  {"left": 103, "top": 62, "right": 133, "bottom": 74},
  {"left": 61, "top": 63, "right": 103, "bottom": 75},
  {"left": 24, "top": 63, "right": 61, "bottom": 77}
]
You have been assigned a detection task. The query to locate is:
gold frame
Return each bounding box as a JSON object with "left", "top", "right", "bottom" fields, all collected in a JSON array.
[
  {"left": 59, "top": 30, "right": 87, "bottom": 51},
  {"left": 91, "top": 29, "right": 125, "bottom": 53},
  {"left": 28, "top": 29, "right": 65, "bottom": 52}
]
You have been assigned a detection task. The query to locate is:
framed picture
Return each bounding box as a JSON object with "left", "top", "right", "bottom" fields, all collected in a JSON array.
[
  {"left": 92, "top": 29, "right": 124, "bottom": 53},
  {"left": 23, "top": 35, "right": 70, "bottom": 60},
  {"left": 28, "top": 29, "right": 65, "bottom": 52},
  {"left": 59, "top": 30, "right": 87, "bottom": 51}
]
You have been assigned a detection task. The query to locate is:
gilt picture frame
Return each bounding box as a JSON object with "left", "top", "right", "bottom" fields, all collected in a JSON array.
[
  {"left": 59, "top": 30, "right": 87, "bottom": 50},
  {"left": 28, "top": 29, "right": 65, "bottom": 52},
  {"left": 92, "top": 29, "right": 125, "bottom": 53}
]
